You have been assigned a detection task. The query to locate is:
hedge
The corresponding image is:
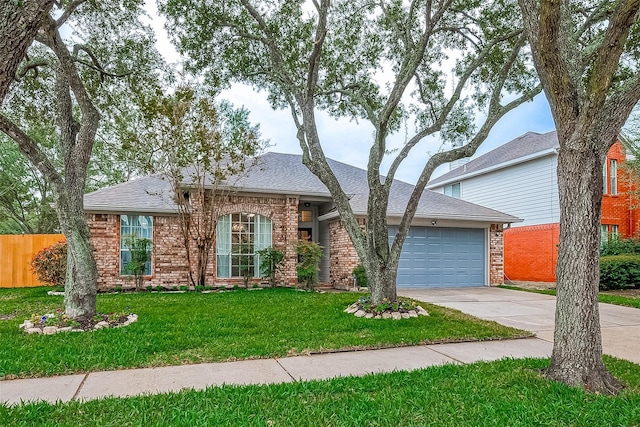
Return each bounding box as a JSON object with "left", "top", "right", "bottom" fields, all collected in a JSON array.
[{"left": 600, "top": 255, "right": 640, "bottom": 290}]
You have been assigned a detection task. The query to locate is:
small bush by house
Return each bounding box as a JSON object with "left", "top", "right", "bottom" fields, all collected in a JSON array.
[
  {"left": 600, "top": 255, "right": 640, "bottom": 290},
  {"left": 600, "top": 237, "right": 640, "bottom": 256},
  {"left": 31, "top": 241, "right": 67, "bottom": 287}
]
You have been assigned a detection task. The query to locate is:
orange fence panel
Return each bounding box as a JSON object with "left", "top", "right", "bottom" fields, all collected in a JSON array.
[{"left": 0, "top": 234, "right": 66, "bottom": 288}]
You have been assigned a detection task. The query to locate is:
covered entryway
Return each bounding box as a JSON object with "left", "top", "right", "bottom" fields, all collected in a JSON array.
[{"left": 389, "top": 226, "right": 485, "bottom": 288}]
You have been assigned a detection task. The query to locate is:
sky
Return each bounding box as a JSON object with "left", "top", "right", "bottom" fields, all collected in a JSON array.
[{"left": 143, "top": 2, "right": 557, "bottom": 184}]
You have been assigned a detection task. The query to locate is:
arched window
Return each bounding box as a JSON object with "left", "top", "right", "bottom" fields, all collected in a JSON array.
[{"left": 216, "top": 213, "right": 272, "bottom": 278}]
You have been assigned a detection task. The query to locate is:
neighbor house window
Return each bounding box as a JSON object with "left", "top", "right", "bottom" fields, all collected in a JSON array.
[
  {"left": 603, "top": 161, "right": 608, "bottom": 194},
  {"left": 216, "top": 213, "right": 272, "bottom": 278},
  {"left": 120, "top": 215, "right": 153, "bottom": 275},
  {"left": 601, "top": 224, "right": 619, "bottom": 246},
  {"left": 610, "top": 159, "right": 617, "bottom": 195},
  {"left": 444, "top": 183, "right": 461, "bottom": 198}
]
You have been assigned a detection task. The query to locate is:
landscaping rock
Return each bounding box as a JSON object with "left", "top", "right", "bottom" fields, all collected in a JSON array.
[
  {"left": 19, "top": 320, "right": 33, "bottom": 329},
  {"left": 25, "top": 328, "right": 42, "bottom": 334},
  {"left": 382, "top": 312, "right": 392, "bottom": 319},
  {"left": 58, "top": 327, "right": 73, "bottom": 332},
  {"left": 354, "top": 309, "right": 366, "bottom": 318},
  {"left": 94, "top": 321, "right": 110, "bottom": 329},
  {"left": 374, "top": 315, "right": 381, "bottom": 319},
  {"left": 345, "top": 304, "right": 359, "bottom": 314},
  {"left": 47, "top": 291, "right": 64, "bottom": 296},
  {"left": 416, "top": 306, "right": 429, "bottom": 316},
  {"left": 71, "top": 329, "right": 84, "bottom": 332},
  {"left": 364, "top": 313, "right": 374, "bottom": 319},
  {"left": 401, "top": 312, "right": 410, "bottom": 319},
  {"left": 391, "top": 312, "right": 401, "bottom": 320},
  {"left": 408, "top": 310, "right": 418, "bottom": 318},
  {"left": 42, "top": 326, "right": 58, "bottom": 335}
]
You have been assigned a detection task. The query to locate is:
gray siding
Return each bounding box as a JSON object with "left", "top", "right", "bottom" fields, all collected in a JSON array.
[{"left": 433, "top": 156, "right": 559, "bottom": 227}]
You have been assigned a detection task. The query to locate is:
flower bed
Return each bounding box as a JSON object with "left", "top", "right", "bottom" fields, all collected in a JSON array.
[
  {"left": 344, "top": 296, "right": 429, "bottom": 319},
  {"left": 19, "top": 310, "right": 137, "bottom": 334}
]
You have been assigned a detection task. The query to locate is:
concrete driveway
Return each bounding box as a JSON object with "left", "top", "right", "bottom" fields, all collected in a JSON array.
[{"left": 399, "top": 287, "right": 640, "bottom": 364}]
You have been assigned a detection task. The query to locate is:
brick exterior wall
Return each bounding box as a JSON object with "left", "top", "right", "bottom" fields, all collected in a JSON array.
[
  {"left": 328, "top": 219, "right": 361, "bottom": 288},
  {"left": 88, "top": 193, "right": 299, "bottom": 290},
  {"left": 489, "top": 223, "right": 505, "bottom": 286},
  {"left": 602, "top": 141, "right": 640, "bottom": 238},
  {"left": 503, "top": 223, "right": 559, "bottom": 283}
]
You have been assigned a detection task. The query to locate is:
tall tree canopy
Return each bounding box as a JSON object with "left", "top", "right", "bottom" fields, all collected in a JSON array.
[
  {"left": 160, "top": 0, "right": 541, "bottom": 304},
  {"left": 519, "top": 0, "right": 640, "bottom": 394},
  {"left": 0, "top": 1, "right": 165, "bottom": 319}
]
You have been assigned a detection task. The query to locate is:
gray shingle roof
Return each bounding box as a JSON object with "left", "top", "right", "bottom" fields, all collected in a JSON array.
[
  {"left": 84, "top": 152, "right": 520, "bottom": 223},
  {"left": 428, "top": 131, "right": 559, "bottom": 186}
]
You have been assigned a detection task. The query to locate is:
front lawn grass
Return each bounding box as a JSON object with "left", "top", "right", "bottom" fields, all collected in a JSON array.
[
  {"left": 2, "top": 357, "right": 640, "bottom": 426},
  {"left": 0, "top": 287, "right": 527, "bottom": 379},
  {"left": 499, "top": 284, "right": 640, "bottom": 309}
]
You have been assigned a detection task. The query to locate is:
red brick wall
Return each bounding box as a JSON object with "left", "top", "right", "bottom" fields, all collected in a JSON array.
[
  {"left": 88, "top": 194, "right": 300, "bottom": 290},
  {"left": 328, "top": 219, "right": 361, "bottom": 288},
  {"left": 602, "top": 141, "right": 640, "bottom": 238},
  {"left": 504, "top": 223, "right": 559, "bottom": 283}
]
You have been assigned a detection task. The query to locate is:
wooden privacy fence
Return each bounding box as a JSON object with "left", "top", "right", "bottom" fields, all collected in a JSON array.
[{"left": 0, "top": 234, "right": 65, "bottom": 288}]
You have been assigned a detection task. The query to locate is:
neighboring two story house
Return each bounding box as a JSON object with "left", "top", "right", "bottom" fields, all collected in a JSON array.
[
  {"left": 84, "top": 152, "right": 519, "bottom": 290},
  {"left": 427, "top": 131, "right": 640, "bottom": 282}
]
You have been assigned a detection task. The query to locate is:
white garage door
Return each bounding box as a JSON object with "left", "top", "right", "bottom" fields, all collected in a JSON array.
[{"left": 389, "top": 226, "right": 486, "bottom": 288}]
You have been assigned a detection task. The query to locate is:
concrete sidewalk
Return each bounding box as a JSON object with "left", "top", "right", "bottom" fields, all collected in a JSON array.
[
  {"left": 0, "top": 337, "right": 552, "bottom": 406},
  {"left": 4, "top": 286, "right": 640, "bottom": 406}
]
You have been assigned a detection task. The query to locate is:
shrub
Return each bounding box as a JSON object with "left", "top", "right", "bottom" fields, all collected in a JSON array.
[
  {"left": 30, "top": 241, "right": 67, "bottom": 287},
  {"left": 257, "top": 246, "right": 285, "bottom": 287},
  {"left": 600, "top": 255, "right": 640, "bottom": 290},
  {"left": 600, "top": 237, "right": 640, "bottom": 256},
  {"left": 123, "top": 234, "right": 152, "bottom": 290},
  {"left": 295, "top": 240, "right": 323, "bottom": 289},
  {"left": 352, "top": 264, "right": 368, "bottom": 287}
]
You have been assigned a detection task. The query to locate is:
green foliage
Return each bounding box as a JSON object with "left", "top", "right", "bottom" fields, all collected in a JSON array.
[
  {"left": 30, "top": 241, "right": 67, "bottom": 287},
  {"left": 123, "top": 234, "right": 151, "bottom": 290},
  {"left": 257, "top": 246, "right": 285, "bottom": 287},
  {"left": 0, "top": 138, "right": 58, "bottom": 234},
  {"left": 352, "top": 264, "right": 368, "bottom": 287},
  {"left": 600, "top": 236, "right": 640, "bottom": 256},
  {"left": 600, "top": 255, "right": 640, "bottom": 290},
  {"left": 295, "top": 240, "right": 323, "bottom": 289}
]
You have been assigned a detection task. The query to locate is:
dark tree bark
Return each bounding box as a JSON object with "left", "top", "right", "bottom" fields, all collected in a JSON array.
[
  {"left": 519, "top": 0, "right": 640, "bottom": 394},
  {"left": 0, "top": 0, "right": 54, "bottom": 104}
]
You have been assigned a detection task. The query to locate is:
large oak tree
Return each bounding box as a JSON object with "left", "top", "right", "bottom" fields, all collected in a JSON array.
[
  {"left": 0, "top": 1, "right": 164, "bottom": 319},
  {"left": 519, "top": 0, "right": 640, "bottom": 394},
  {"left": 160, "top": 0, "right": 541, "bottom": 304}
]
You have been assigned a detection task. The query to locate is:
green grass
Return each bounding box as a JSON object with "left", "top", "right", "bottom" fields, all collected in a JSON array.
[
  {"left": 500, "top": 284, "right": 640, "bottom": 309},
  {"left": 0, "top": 287, "right": 526, "bottom": 379},
  {"left": 2, "top": 357, "right": 640, "bottom": 426}
]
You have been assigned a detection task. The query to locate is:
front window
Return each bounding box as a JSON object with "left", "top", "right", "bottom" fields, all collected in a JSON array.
[
  {"left": 120, "top": 215, "right": 153, "bottom": 275},
  {"left": 216, "top": 213, "right": 272, "bottom": 278},
  {"left": 444, "top": 183, "right": 461, "bottom": 198}
]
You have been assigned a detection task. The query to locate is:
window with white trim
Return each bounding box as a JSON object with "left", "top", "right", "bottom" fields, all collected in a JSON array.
[
  {"left": 610, "top": 159, "right": 617, "bottom": 195},
  {"left": 216, "top": 213, "right": 272, "bottom": 278},
  {"left": 444, "top": 182, "right": 461, "bottom": 198},
  {"left": 120, "top": 215, "right": 153, "bottom": 275}
]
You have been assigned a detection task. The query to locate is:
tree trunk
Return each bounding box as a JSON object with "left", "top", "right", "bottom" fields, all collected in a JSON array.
[
  {"left": 546, "top": 140, "right": 623, "bottom": 394},
  {"left": 56, "top": 191, "right": 97, "bottom": 320},
  {"left": 0, "top": 0, "right": 54, "bottom": 104}
]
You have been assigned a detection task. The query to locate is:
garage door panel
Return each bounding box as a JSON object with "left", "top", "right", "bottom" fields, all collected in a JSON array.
[{"left": 389, "top": 226, "right": 485, "bottom": 288}]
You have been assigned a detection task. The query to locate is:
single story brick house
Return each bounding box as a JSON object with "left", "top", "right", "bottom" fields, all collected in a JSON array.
[{"left": 83, "top": 152, "right": 520, "bottom": 290}]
